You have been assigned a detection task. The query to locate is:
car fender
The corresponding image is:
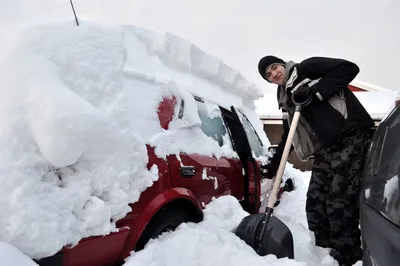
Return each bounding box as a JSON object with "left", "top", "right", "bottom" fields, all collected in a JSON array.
[{"left": 119, "top": 187, "right": 203, "bottom": 260}]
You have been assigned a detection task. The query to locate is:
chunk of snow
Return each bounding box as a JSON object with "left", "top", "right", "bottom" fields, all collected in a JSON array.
[
  {"left": 383, "top": 175, "right": 398, "bottom": 202},
  {"left": 202, "top": 168, "right": 219, "bottom": 190},
  {"left": 365, "top": 188, "right": 370, "bottom": 199}
]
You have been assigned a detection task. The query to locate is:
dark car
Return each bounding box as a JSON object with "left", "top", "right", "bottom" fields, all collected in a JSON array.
[{"left": 360, "top": 94, "right": 400, "bottom": 266}]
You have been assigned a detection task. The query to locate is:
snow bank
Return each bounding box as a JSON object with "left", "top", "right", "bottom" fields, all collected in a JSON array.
[
  {"left": 124, "top": 165, "right": 351, "bottom": 266},
  {"left": 0, "top": 23, "right": 155, "bottom": 259},
  {"left": 124, "top": 196, "right": 303, "bottom": 266}
]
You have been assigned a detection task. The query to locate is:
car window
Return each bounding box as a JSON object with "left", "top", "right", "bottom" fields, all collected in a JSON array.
[
  {"left": 364, "top": 105, "right": 400, "bottom": 225},
  {"left": 195, "top": 97, "right": 233, "bottom": 148},
  {"left": 234, "top": 108, "right": 264, "bottom": 158}
]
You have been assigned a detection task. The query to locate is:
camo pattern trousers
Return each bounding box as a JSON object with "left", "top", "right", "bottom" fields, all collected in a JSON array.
[{"left": 306, "top": 129, "right": 371, "bottom": 265}]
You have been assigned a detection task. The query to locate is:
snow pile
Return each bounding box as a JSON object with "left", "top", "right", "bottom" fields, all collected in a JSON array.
[
  {"left": 0, "top": 24, "right": 155, "bottom": 259},
  {"left": 124, "top": 196, "right": 303, "bottom": 266},
  {"left": 0, "top": 242, "right": 38, "bottom": 266},
  {"left": 124, "top": 164, "right": 357, "bottom": 266}
]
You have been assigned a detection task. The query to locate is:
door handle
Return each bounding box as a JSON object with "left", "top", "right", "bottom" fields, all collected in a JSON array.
[{"left": 180, "top": 166, "right": 196, "bottom": 177}]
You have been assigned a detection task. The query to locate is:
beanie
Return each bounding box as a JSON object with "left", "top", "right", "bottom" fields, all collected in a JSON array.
[{"left": 258, "top": 55, "right": 285, "bottom": 81}]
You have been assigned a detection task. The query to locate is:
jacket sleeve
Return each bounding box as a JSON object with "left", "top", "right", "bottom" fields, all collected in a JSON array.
[{"left": 299, "top": 57, "right": 360, "bottom": 101}]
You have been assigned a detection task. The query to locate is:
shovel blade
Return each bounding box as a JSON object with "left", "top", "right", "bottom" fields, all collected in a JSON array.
[{"left": 235, "top": 213, "right": 294, "bottom": 259}]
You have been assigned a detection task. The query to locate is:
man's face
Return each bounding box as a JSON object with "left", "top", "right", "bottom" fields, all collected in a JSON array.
[{"left": 265, "top": 64, "right": 285, "bottom": 85}]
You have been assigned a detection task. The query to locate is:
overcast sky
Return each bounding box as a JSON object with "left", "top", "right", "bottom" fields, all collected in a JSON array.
[{"left": 1, "top": 0, "right": 399, "bottom": 93}]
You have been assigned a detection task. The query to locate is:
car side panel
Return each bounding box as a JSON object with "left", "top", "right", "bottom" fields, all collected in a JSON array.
[
  {"left": 361, "top": 205, "right": 400, "bottom": 266},
  {"left": 169, "top": 153, "right": 243, "bottom": 206},
  {"left": 117, "top": 146, "right": 203, "bottom": 260}
]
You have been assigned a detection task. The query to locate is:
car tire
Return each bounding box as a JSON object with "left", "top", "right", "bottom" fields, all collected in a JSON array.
[{"left": 135, "top": 205, "right": 191, "bottom": 251}]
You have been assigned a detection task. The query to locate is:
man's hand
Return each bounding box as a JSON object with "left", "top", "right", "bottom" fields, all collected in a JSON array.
[{"left": 292, "top": 84, "right": 313, "bottom": 104}]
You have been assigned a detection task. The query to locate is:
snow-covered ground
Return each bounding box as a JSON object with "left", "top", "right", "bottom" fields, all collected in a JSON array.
[
  {"left": 0, "top": 20, "right": 384, "bottom": 266},
  {"left": 123, "top": 164, "right": 352, "bottom": 266}
]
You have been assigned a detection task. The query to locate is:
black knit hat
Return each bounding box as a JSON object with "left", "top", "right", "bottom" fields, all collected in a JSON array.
[{"left": 258, "top": 55, "right": 285, "bottom": 81}]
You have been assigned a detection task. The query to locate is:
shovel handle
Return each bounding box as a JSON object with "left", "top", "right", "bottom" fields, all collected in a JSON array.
[{"left": 267, "top": 108, "right": 301, "bottom": 209}]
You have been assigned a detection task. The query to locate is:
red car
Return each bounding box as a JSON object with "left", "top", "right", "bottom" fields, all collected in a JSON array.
[{"left": 35, "top": 93, "right": 290, "bottom": 266}]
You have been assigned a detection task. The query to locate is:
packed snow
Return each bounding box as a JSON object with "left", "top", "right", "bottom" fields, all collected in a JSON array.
[{"left": 124, "top": 164, "right": 361, "bottom": 266}]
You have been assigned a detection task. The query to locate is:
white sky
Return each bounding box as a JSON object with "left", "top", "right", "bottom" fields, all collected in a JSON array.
[{"left": 1, "top": 0, "right": 399, "bottom": 93}]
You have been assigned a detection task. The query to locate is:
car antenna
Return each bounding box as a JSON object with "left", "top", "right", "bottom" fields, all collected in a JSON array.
[{"left": 69, "top": 0, "right": 79, "bottom": 26}]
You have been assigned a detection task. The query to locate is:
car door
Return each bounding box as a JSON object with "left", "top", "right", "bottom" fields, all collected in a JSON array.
[
  {"left": 230, "top": 106, "right": 269, "bottom": 214},
  {"left": 361, "top": 103, "right": 400, "bottom": 266},
  {"left": 168, "top": 95, "right": 244, "bottom": 206}
]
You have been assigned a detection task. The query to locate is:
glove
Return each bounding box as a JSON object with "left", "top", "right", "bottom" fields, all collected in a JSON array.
[{"left": 292, "top": 84, "right": 313, "bottom": 104}]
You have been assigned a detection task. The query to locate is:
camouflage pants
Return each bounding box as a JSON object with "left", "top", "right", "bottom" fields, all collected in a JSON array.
[{"left": 306, "top": 129, "right": 371, "bottom": 265}]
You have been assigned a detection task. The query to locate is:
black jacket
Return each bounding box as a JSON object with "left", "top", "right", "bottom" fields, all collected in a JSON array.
[{"left": 277, "top": 57, "right": 374, "bottom": 155}]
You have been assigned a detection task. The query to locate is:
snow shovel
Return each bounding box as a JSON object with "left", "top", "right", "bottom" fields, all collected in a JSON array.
[{"left": 235, "top": 95, "right": 311, "bottom": 259}]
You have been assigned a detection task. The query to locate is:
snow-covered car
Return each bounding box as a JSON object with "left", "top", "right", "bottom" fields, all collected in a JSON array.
[
  {"left": 0, "top": 23, "right": 293, "bottom": 266},
  {"left": 360, "top": 92, "right": 400, "bottom": 266},
  {"left": 36, "top": 94, "right": 282, "bottom": 266}
]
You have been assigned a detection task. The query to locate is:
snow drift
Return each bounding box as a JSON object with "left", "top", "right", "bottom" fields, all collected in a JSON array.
[
  {"left": 124, "top": 164, "right": 345, "bottom": 266},
  {"left": 0, "top": 21, "right": 265, "bottom": 259}
]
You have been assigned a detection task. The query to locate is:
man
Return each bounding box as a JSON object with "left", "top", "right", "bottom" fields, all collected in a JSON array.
[{"left": 258, "top": 55, "right": 374, "bottom": 266}]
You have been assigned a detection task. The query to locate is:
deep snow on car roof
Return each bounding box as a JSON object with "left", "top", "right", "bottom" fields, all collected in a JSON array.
[{"left": 0, "top": 21, "right": 269, "bottom": 259}]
